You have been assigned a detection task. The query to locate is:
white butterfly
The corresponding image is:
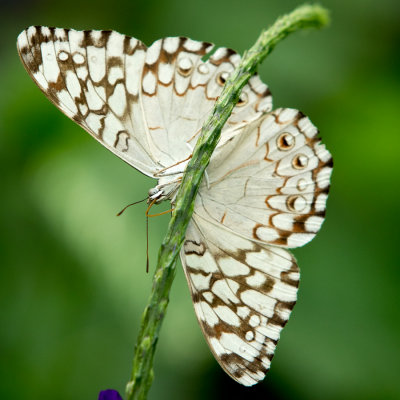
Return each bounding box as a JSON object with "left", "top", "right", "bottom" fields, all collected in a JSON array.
[{"left": 17, "top": 26, "right": 333, "bottom": 386}]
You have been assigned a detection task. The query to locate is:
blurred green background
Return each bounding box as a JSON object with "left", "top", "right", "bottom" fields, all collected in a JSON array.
[{"left": 1, "top": 0, "right": 399, "bottom": 399}]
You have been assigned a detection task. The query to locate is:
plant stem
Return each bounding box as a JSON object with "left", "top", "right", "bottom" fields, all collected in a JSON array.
[{"left": 125, "top": 4, "right": 329, "bottom": 400}]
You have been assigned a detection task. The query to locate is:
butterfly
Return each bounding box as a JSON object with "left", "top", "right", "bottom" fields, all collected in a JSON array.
[{"left": 17, "top": 26, "right": 333, "bottom": 386}]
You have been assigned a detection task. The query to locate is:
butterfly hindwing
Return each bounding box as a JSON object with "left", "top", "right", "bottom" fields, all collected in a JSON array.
[
  {"left": 195, "top": 108, "right": 333, "bottom": 248},
  {"left": 181, "top": 214, "right": 299, "bottom": 386}
]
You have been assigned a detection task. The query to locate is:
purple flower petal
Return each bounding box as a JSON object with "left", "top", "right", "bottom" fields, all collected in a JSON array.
[{"left": 98, "top": 389, "right": 123, "bottom": 400}]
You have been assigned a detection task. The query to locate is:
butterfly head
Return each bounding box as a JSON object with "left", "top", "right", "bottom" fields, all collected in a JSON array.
[
  {"left": 148, "top": 187, "right": 165, "bottom": 204},
  {"left": 148, "top": 176, "right": 180, "bottom": 205}
]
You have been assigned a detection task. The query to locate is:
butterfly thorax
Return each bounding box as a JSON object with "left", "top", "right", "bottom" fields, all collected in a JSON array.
[
  {"left": 148, "top": 154, "right": 192, "bottom": 204},
  {"left": 148, "top": 173, "right": 182, "bottom": 204}
]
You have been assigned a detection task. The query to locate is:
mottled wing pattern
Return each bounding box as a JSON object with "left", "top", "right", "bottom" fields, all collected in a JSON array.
[
  {"left": 17, "top": 26, "right": 332, "bottom": 386},
  {"left": 17, "top": 26, "right": 159, "bottom": 176},
  {"left": 139, "top": 36, "right": 213, "bottom": 166},
  {"left": 140, "top": 38, "right": 272, "bottom": 166},
  {"left": 196, "top": 108, "right": 333, "bottom": 248},
  {"left": 181, "top": 214, "right": 299, "bottom": 386},
  {"left": 17, "top": 26, "right": 272, "bottom": 175},
  {"left": 180, "top": 108, "right": 331, "bottom": 384}
]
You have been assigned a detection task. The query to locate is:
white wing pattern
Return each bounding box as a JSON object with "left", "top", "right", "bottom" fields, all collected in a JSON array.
[
  {"left": 17, "top": 26, "right": 333, "bottom": 386},
  {"left": 182, "top": 215, "right": 299, "bottom": 386},
  {"left": 196, "top": 108, "right": 333, "bottom": 249},
  {"left": 183, "top": 108, "right": 332, "bottom": 385},
  {"left": 17, "top": 26, "right": 271, "bottom": 177}
]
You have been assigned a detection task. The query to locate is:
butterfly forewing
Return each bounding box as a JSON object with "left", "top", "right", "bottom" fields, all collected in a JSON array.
[{"left": 17, "top": 26, "right": 272, "bottom": 176}]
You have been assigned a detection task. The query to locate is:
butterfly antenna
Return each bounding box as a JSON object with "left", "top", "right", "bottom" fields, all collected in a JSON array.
[
  {"left": 145, "top": 198, "right": 157, "bottom": 216},
  {"left": 146, "top": 214, "right": 149, "bottom": 274},
  {"left": 146, "top": 198, "right": 174, "bottom": 217},
  {"left": 116, "top": 197, "right": 148, "bottom": 216}
]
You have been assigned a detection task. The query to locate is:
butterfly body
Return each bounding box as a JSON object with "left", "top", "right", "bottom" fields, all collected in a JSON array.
[
  {"left": 17, "top": 26, "right": 332, "bottom": 386},
  {"left": 148, "top": 173, "right": 182, "bottom": 204}
]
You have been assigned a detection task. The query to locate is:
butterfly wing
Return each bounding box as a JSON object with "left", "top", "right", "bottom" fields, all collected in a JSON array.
[
  {"left": 180, "top": 108, "right": 332, "bottom": 384},
  {"left": 17, "top": 26, "right": 272, "bottom": 176},
  {"left": 17, "top": 26, "right": 160, "bottom": 176},
  {"left": 195, "top": 108, "right": 333, "bottom": 248},
  {"left": 138, "top": 38, "right": 272, "bottom": 167},
  {"left": 180, "top": 214, "right": 299, "bottom": 386}
]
